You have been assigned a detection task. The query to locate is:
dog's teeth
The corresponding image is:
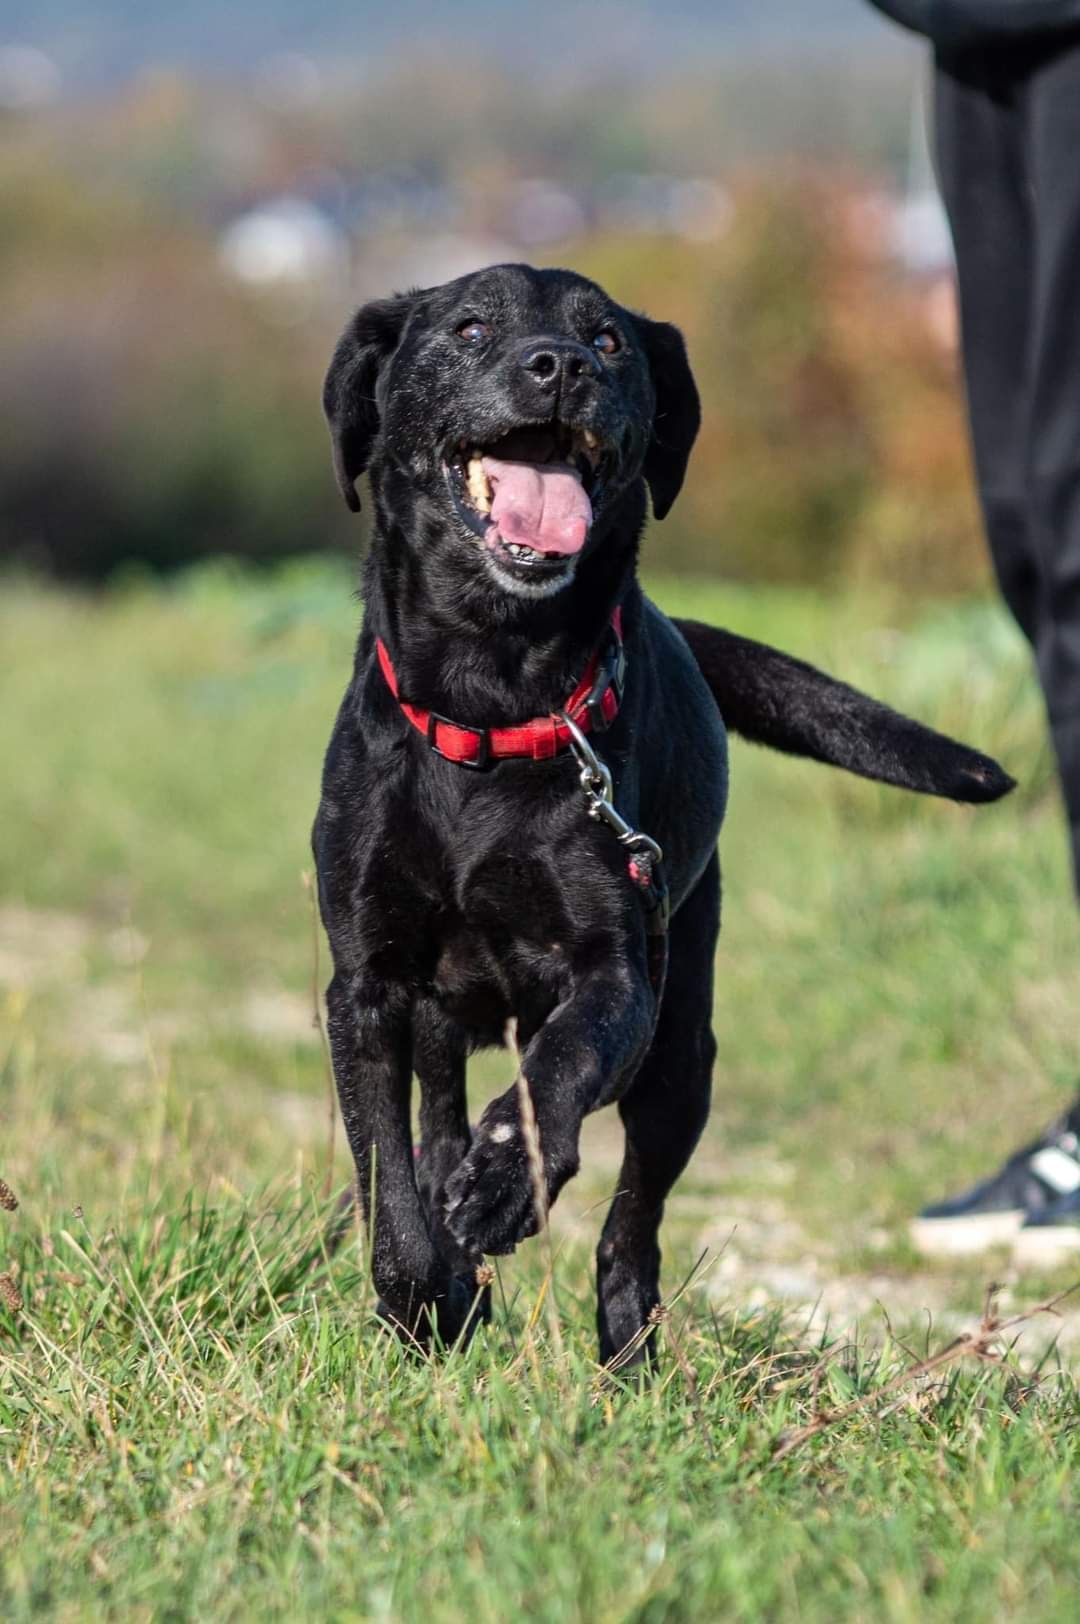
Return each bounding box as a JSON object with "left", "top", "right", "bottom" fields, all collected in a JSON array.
[{"left": 466, "top": 454, "right": 492, "bottom": 516}]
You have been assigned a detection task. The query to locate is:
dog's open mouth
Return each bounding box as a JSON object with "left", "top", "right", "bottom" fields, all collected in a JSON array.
[{"left": 444, "top": 425, "right": 606, "bottom": 574}]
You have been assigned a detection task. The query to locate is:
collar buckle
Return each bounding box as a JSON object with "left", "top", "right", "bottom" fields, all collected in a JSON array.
[
  {"left": 426, "top": 711, "right": 491, "bottom": 770},
  {"left": 582, "top": 624, "right": 626, "bottom": 734}
]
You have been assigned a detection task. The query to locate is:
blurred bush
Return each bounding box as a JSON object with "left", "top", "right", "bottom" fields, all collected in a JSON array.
[
  {"left": 0, "top": 121, "right": 987, "bottom": 593},
  {"left": 578, "top": 177, "right": 987, "bottom": 593},
  {"left": 0, "top": 152, "right": 353, "bottom": 578}
]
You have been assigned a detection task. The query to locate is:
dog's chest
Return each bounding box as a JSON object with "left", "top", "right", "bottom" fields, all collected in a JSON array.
[
  {"left": 413, "top": 812, "right": 622, "bottom": 1031},
  {"left": 426, "top": 914, "right": 566, "bottom": 1036}
]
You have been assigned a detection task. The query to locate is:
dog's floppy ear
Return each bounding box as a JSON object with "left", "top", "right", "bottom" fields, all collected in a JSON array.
[
  {"left": 322, "top": 292, "right": 417, "bottom": 512},
  {"left": 635, "top": 316, "right": 701, "bottom": 521}
]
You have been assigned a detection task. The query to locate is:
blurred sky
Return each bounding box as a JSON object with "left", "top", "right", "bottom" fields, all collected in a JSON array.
[{"left": 4, "top": 1, "right": 906, "bottom": 86}]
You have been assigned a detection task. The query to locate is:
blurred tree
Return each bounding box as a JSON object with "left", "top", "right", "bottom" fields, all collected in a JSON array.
[
  {"left": 0, "top": 154, "right": 353, "bottom": 577},
  {"left": 577, "top": 173, "right": 986, "bottom": 593},
  {"left": 0, "top": 100, "right": 985, "bottom": 593}
]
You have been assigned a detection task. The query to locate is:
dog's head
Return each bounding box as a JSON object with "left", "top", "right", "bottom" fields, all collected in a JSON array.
[{"left": 323, "top": 263, "right": 700, "bottom": 599}]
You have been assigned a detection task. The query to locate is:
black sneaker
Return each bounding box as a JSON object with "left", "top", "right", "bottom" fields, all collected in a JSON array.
[
  {"left": 910, "top": 1101, "right": 1080, "bottom": 1257},
  {"left": 1013, "top": 1187, "right": 1080, "bottom": 1266}
]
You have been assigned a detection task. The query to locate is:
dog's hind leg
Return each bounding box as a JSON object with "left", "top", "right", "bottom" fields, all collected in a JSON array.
[{"left": 596, "top": 851, "right": 721, "bottom": 1371}]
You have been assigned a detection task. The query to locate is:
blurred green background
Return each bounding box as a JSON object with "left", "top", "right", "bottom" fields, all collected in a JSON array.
[{"left": 5, "top": 11, "right": 1080, "bottom": 1617}]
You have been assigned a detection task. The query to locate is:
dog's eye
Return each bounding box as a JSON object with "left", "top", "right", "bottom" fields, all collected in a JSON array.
[
  {"left": 457, "top": 319, "right": 491, "bottom": 344},
  {"left": 592, "top": 329, "right": 620, "bottom": 355}
]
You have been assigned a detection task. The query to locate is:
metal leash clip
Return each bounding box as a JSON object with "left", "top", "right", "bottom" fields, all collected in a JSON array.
[{"left": 558, "top": 710, "right": 664, "bottom": 867}]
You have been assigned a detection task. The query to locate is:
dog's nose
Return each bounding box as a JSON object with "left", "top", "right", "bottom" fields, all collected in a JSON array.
[{"left": 518, "top": 338, "right": 602, "bottom": 389}]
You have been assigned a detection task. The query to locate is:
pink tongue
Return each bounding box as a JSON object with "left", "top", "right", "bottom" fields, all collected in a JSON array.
[{"left": 482, "top": 457, "right": 592, "bottom": 556}]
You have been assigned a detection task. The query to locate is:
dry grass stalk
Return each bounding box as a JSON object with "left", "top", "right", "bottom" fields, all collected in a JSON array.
[
  {"left": 506, "top": 1018, "right": 566, "bottom": 1369},
  {"left": 658, "top": 1306, "right": 717, "bottom": 1459},
  {"left": 601, "top": 1248, "right": 716, "bottom": 1379},
  {"left": 769, "top": 1281, "right": 1080, "bottom": 1464}
]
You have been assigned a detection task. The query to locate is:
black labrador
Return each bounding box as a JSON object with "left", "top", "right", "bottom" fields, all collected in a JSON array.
[{"left": 314, "top": 262, "right": 1012, "bottom": 1367}]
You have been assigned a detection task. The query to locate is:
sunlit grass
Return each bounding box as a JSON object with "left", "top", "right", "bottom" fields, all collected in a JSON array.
[{"left": 1, "top": 561, "right": 1078, "bottom": 1618}]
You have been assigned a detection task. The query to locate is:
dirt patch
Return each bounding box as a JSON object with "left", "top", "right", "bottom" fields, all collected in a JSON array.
[
  {"left": 241, "top": 989, "right": 317, "bottom": 1043},
  {"left": 556, "top": 1111, "right": 1080, "bottom": 1361},
  {"left": 0, "top": 905, "right": 91, "bottom": 987}
]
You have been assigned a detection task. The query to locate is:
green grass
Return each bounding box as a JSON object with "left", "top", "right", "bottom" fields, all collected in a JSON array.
[{"left": 1, "top": 561, "right": 1079, "bottom": 1619}]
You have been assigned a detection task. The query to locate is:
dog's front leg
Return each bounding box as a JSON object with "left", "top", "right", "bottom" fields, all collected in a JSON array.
[
  {"left": 326, "top": 972, "right": 474, "bottom": 1346},
  {"left": 444, "top": 959, "right": 656, "bottom": 1259}
]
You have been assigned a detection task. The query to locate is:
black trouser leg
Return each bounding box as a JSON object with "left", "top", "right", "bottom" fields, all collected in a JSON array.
[
  {"left": 1025, "top": 40, "right": 1080, "bottom": 892},
  {"left": 933, "top": 49, "right": 1040, "bottom": 642},
  {"left": 935, "top": 36, "right": 1080, "bottom": 892}
]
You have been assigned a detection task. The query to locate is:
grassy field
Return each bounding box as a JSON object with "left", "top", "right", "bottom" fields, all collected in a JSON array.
[{"left": 1, "top": 562, "right": 1079, "bottom": 1620}]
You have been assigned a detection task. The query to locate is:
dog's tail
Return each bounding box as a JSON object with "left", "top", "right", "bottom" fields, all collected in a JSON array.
[{"left": 672, "top": 618, "right": 1015, "bottom": 804}]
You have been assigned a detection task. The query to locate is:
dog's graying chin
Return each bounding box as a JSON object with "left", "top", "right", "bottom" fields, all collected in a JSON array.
[{"left": 315, "top": 262, "right": 1014, "bottom": 1369}]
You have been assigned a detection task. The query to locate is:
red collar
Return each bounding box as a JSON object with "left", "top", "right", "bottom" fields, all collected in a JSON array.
[{"left": 375, "top": 607, "right": 625, "bottom": 768}]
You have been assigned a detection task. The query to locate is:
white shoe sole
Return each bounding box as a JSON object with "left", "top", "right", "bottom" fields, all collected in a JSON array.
[
  {"left": 1011, "top": 1224, "right": 1080, "bottom": 1268},
  {"left": 908, "top": 1209, "right": 1025, "bottom": 1257}
]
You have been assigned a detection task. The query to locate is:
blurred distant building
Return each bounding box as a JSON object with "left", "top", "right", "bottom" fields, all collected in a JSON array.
[
  {"left": 508, "top": 181, "right": 588, "bottom": 246},
  {"left": 598, "top": 174, "right": 731, "bottom": 240},
  {"left": 370, "top": 234, "right": 520, "bottom": 291},
  {"left": 348, "top": 169, "right": 457, "bottom": 239},
  {"left": 218, "top": 197, "right": 349, "bottom": 287},
  {"left": 891, "top": 187, "right": 953, "bottom": 276}
]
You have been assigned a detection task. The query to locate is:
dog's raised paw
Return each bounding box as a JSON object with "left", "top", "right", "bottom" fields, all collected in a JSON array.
[
  {"left": 443, "top": 1105, "right": 580, "bottom": 1257},
  {"left": 442, "top": 1099, "right": 580, "bottom": 1257},
  {"left": 443, "top": 1120, "right": 538, "bottom": 1257}
]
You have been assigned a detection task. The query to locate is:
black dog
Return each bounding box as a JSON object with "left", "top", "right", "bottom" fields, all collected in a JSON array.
[{"left": 314, "top": 263, "right": 1012, "bottom": 1366}]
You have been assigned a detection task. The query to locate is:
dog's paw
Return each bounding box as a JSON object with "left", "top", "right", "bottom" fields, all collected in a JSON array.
[
  {"left": 376, "top": 1271, "right": 490, "bottom": 1353},
  {"left": 596, "top": 1234, "right": 664, "bottom": 1372},
  {"left": 443, "top": 1102, "right": 576, "bottom": 1258},
  {"left": 597, "top": 1281, "right": 661, "bottom": 1373}
]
